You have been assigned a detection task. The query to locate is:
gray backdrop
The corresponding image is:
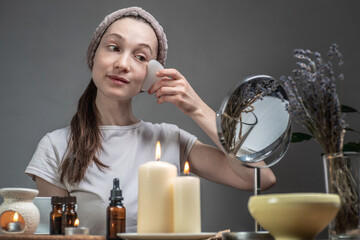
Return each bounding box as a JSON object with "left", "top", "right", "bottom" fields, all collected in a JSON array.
[{"left": 1, "top": 0, "right": 360, "bottom": 237}]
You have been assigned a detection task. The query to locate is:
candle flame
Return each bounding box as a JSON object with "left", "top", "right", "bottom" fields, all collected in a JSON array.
[
  {"left": 184, "top": 161, "right": 190, "bottom": 175},
  {"left": 155, "top": 141, "right": 161, "bottom": 161},
  {"left": 74, "top": 218, "right": 79, "bottom": 227},
  {"left": 13, "top": 212, "right": 19, "bottom": 222}
]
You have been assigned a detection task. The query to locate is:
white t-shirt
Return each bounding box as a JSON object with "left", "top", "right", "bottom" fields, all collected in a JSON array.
[{"left": 25, "top": 120, "right": 197, "bottom": 235}]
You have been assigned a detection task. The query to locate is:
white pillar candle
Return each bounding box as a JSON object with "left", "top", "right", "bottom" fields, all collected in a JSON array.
[
  {"left": 137, "top": 141, "right": 177, "bottom": 233},
  {"left": 173, "top": 161, "right": 201, "bottom": 233}
]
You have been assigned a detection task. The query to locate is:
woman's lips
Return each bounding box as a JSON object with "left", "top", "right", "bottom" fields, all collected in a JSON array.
[{"left": 107, "top": 75, "right": 129, "bottom": 84}]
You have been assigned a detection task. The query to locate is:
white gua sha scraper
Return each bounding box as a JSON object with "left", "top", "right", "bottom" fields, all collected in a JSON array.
[{"left": 141, "top": 60, "right": 164, "bottom": 91}]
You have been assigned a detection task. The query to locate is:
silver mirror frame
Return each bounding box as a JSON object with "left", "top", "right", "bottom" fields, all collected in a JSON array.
[{"left": 216, "top": 75, "right": 291, "bottom": 169}]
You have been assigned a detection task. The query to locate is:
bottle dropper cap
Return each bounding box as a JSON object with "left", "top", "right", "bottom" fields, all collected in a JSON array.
[{"left": 109, "top": 178, "right": 123, "bottom": 201}]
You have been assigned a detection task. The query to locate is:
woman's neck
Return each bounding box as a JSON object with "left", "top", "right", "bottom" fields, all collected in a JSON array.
[{"left": 95, "top": 94, "right": 139, "bottom": 126}]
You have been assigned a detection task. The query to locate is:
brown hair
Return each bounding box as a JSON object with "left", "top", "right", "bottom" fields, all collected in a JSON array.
[{"left": 59, "top": 79, "right": 108, "bottom": 184}]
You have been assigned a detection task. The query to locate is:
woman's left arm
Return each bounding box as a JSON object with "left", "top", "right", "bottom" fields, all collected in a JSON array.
[{"left": 149, "top": 68, "right": 276, "bottom": 190}]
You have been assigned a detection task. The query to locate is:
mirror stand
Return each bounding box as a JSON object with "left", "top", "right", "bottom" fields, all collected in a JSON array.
[
  {"left": 254, "top": 167, "right": 261, "bottom": 232},
  {"left": 217, "top": 75, "right": 292, "bottom": 240}
]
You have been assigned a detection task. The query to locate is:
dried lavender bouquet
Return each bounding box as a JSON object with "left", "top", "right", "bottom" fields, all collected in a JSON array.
[
  {"left": 278, "top": 43, "right": 358, "bottom": 234},
  {"left": 222, "top": 77, "right": 276, "bottom": 154}
]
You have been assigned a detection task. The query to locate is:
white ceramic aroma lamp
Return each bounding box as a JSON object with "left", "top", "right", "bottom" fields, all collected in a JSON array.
[
  {"left": 0, "top": 188, "right": 40, "bottom": 234},
  {"left": 248, "top": 193, "right": 341, "bottom": 240}
]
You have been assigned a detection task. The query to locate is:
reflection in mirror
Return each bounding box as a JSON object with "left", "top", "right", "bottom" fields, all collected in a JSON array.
[{"left": 216, "top": 75, "right": 291, "bottom": 169}]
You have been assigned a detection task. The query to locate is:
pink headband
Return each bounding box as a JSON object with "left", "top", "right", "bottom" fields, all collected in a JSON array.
[{"left": 86, "top": 6, "right": 168, "bottom": 69}]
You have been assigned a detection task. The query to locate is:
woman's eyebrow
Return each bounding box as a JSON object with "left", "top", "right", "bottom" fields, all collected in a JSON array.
[
  {"left": 105, "top": 33, "right": 153, "bottom": 54},
  {"left": 105, "top": 33, "right": 123, "bottom": 40}
]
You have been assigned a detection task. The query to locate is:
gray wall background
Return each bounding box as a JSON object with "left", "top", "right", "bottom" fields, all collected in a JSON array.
[{"left": 1, "top": 0, "right": 360, "bottom": 237}]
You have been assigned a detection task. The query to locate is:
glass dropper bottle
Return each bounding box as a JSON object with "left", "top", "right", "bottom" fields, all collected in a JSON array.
[{"left": 106, "top": 178, "right": 126, "bottom": 240}]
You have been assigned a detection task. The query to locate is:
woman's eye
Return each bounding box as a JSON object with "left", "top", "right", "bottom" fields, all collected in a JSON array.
[
  {"left": 108, "top": 45, "right": 119, "bottom": 52},
  {"left": 135, "top": 55, "right": 147, "bottom": 62}
]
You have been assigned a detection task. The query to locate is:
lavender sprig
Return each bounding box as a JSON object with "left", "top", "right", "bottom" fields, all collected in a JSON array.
[{"left": 278, "top": 44, "right": 345, "bottom": 154}]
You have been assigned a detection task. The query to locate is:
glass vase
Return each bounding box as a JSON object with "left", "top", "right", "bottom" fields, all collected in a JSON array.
[{"left": 323, "top": 152, "right": 360, "bottom": 239}]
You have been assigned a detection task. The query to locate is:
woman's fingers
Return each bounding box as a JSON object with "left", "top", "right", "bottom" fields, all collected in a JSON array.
[
  {"left": 148, "top": 68, "right": 184, "bottom": 94},
  {"left": 155, "top": 86, "right": 181, "bottom": 98},
  {"left": 156, "top": 68, "right": 184, "bottom": 80},
  {"left": 147, "top": 67, "right": 203, "bottom": 115}
]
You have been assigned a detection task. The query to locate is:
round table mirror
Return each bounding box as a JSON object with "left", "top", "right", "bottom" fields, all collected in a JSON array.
[
  {"left": 216, "top": 75, "right": 291, "bottom": 234},
  {"left": 216, "top": 75, "right": 291, "bottom": 169}
]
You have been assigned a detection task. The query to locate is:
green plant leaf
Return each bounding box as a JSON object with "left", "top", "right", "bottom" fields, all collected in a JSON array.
[
  {"left": 343, "top": 142, "right": 360, "bottom": 152},
  {"left": 291, "top": 132, "right": 313, "bottom": 143},
  {"left": 342, "top": 104, "right": 359, "bottom": 113}
]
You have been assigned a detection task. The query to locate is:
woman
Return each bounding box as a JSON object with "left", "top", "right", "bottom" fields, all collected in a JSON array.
[{"left": 25, "top": 6, "right": 276, "bottom": 235}]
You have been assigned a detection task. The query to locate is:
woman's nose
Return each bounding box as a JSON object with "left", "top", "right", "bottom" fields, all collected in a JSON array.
[{"left": 114, "top": 52, "right": 131, "bottom": 72}]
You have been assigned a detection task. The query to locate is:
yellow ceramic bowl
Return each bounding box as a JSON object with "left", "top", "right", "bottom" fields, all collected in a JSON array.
[{"left": 248, "top": 193, "right": 340, "bottom": 240}]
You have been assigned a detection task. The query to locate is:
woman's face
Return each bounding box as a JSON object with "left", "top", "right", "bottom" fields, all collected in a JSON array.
[{"left": 92, "top": 17, "right": 158, "bottom": 102}]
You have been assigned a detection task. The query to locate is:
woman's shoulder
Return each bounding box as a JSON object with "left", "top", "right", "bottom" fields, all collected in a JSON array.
[
  {"left": 40, "top": 126, "right": 70, "bottom": 147},
  {"left": 46, "top": 126, "right": 70, "bottom": 138}
]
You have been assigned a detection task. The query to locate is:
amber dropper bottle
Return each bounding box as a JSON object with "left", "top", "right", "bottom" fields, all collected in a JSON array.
[
  {"left": 50, "top": 196, "right": 63, "bottom": 235},
  {"left": 107, "top": 178, "right": 126, "bottom": 240},
  {"left": 62, "top": 196, "right": 77, "bottom": 233}
]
